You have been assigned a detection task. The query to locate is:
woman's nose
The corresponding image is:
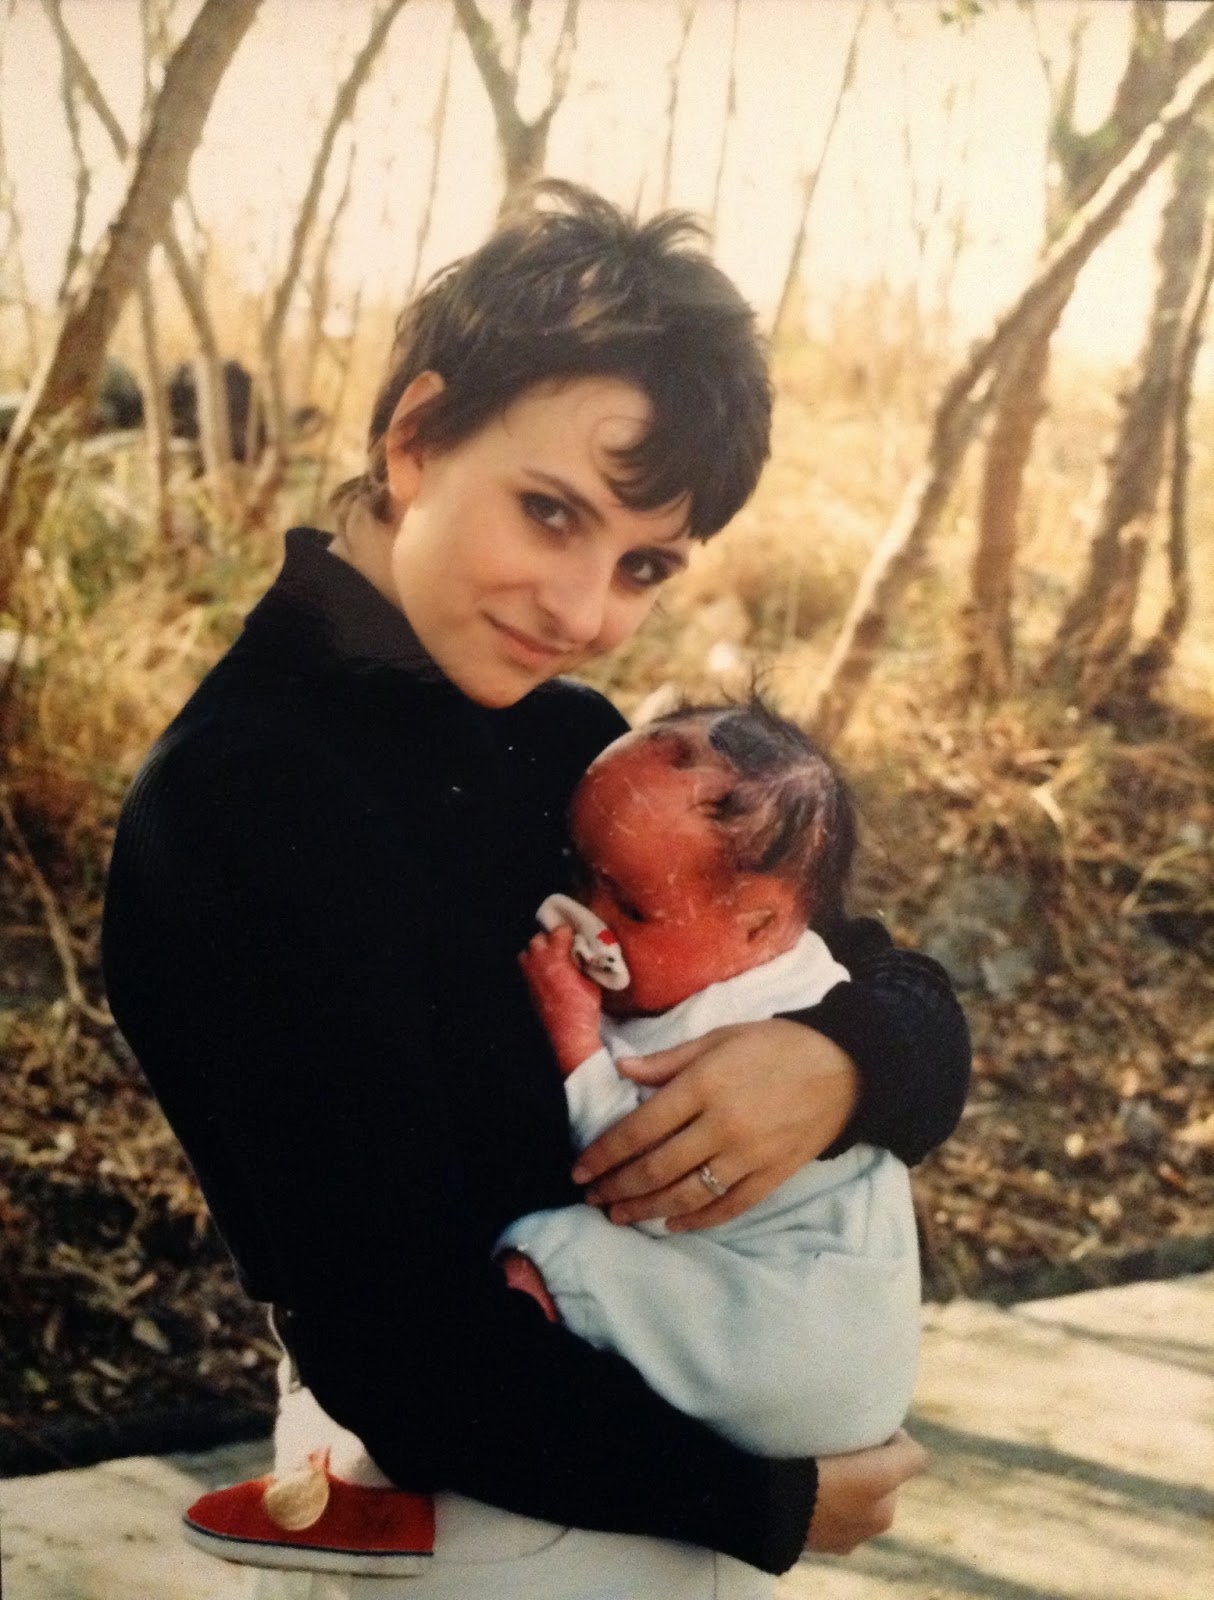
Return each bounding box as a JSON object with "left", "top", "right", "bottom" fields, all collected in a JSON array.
[{"left": 536, "top": 556, "right": 614, "bottom": 647}]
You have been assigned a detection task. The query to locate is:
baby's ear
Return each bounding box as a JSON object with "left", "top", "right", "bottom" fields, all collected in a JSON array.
[
  {"left": 734, "top": 875, "right": 801, "bottom": 943},
  {"left": 736, "top": 904, "right": 777, "bottom": 940}
]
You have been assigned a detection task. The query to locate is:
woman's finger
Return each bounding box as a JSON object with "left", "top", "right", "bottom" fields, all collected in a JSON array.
[
  {"left": 584, "top": 1120, "right": 720, "bottom": 1210},
  {"left": 571, "top": 1070, "right": 702, "bottom": 1185},
  {"left": 613, "top": 1034, "right": 715, "bottom": 1088},
  {"left": 611, "top": 1170, "right": 775, "bottom": 1231},
  {"left": 663, "top": 1170, "right": 784, "bottom": 1232},
  {"left": 599, "top": 1162, "right": 743, "bottom": 1228}
]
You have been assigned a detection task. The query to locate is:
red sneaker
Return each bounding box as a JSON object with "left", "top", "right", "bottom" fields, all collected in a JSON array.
[{"left": 183, "top": 1450, "right": 435, "bottom": 1576}]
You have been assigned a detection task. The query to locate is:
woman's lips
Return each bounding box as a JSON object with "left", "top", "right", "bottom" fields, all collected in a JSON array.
[{"left": 486, "top": 616, "right": 571, "bottom": 667}]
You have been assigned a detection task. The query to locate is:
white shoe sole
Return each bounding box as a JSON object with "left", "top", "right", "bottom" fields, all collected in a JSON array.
[{"left": 183, "top": 1520, "right": 433, "bottom": 1577}]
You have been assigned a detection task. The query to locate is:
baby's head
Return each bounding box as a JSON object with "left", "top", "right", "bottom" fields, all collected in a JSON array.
[{"left": 571, "top": 700, "right": 855, "bottom": 1015}]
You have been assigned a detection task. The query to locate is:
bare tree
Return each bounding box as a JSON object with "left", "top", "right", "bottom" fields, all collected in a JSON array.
[
  {"left": 51, "top": 0, "right": 91, "bottom": 307},
  {"left": 0, "top": 0, "right": 262, "bottom": 610},
  {"left": 246, "top": 0, "right": 410, "bottom": 529},
  {"left": 659, "top": 1, "right": 696, "bottom": 207},
  {"left": 36, "top": 0, "right": 246, "bottom": 510},
  {"left": 408, "top": 9, "right": 458, "bottom": 296},
  {"left": 708, "top": 0, "right": 740, "bottom": 234},
  {"left": 297, "top": 141, "right": 357, "bottom": 412},
  {"left": 773, "top": 0, "right": 868, "bottom": 341},
  {"left": 0, "top": 24, "right": 39, "bottom": 374},
  {"left": 962, "top": 0, "right": 1214, "bottom": 698},
  {"left": 453, "top": 0, "right": 580, "bottom": 212},
  {"left": 0, "top": 138, "right": 38, "bottom": 376},
  {"left": 1051, "top": 114, "right": 1214, "bottom": 707},
  {"left": 806, "top": 47, "right": 1214, "bottom": 745},
  {"left": 135, "top": 270, "right": 173, "bottom": 541},
  {"left": 1125, "top": 204, "right": 1214, "bottom": 701}
]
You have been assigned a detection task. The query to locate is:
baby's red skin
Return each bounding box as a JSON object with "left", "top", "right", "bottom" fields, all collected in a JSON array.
[{"left": 518, "top": 925, "right": 603, "bottom": 1076}]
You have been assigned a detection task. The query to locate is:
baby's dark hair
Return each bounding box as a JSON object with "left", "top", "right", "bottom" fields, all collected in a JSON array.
[
  {"left": 648, "top": 698, "right": 856, "bottom": 928},
  {"left": 332, "top": 181, "right": 771, "bottom": 539}
]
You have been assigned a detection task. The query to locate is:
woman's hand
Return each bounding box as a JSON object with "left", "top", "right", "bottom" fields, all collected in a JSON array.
[
  {"left": 806, "top": 1430, "right": 928, "bottom": 1554},
  {"left": 571, "top": 1018, "right": 859, "bottom": 1229}
]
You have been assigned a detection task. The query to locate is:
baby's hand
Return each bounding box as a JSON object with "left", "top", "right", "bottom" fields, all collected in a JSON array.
[{"left": 519, "top": 926, "right": 603, "bottom": 1076}]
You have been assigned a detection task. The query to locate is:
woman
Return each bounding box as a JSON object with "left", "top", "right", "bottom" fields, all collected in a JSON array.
[{"left": 102, "top": 184, "right": 967, "bottom": 1598}]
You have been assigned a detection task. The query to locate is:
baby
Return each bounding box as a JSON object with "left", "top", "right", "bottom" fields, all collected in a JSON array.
[
  {"left": 499, "top": 701, "right": 920, "bottom": 1455},
  {"left": 184, "top": 700, "right": 920, "bottom": 1573}
]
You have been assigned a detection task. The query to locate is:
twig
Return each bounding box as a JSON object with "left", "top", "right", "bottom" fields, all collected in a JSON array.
[{"left": 0, "top": 785, "right": 113, "bottom": 1028}]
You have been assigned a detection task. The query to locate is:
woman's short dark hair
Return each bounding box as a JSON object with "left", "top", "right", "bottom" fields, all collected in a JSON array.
[
  {"left": 333, "top": 181, "right": 772, "bottom": 540},
  {"left": 649, "top": 699, "right": 857, "bottom": 928}
]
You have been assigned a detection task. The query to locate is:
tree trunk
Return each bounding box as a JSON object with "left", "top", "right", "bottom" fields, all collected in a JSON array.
[
  {"left": 708, "top": 0, "right": 740, "bottom": 235},
  {"left": 135, "top": 268, "right": 172, "bottom": 543},
  {"left": 959, "top": 285, "right": 1063, "bottom": 698},
  {"left": 773, "top": 1, "right": 866, "bottom": 341},
  {"left": 0, "top": 0, "right": 262, "bottom": 610},
  {"left": 407, "top": 12, "right": 457, "bottom": 296},
  {"left": 1050, "top": 115, "right": 1214, "bottom": 704},
  {"left": 42, "top": 0, "right": 239, "bottom": 503},
  {"left": 805, "top": 48, "right": 1214, "bottom": 744},
  {"left": 454, "top": 0, "right": 579, "bottom": 216},
  {"left": 966, "top": 0, "right": 1214, "bottom": 701},
  {"left": 1126, "top": 203, "right": 1214, "bottom": 700},
  {"left": 659, "top": 3, "right": 696, "bottom": 208},
  {"left": 51, "top": 0, "right": 90, "bottom": 307},
  {"left": 247, "top": 0, "right": 409, "bottom": 531}
]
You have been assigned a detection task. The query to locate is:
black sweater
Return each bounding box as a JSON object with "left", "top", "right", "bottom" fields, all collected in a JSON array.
[{"left": 102, "top": 528, "right": 969, "bottom": 1575}]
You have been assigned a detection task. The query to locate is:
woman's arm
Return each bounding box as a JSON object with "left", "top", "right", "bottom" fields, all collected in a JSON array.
[
  {"left": 809, "top": 913, "right": 971, "bottom": 1163},
  {"left": 571, "top": 917, "right": 970, "bottom": 1230},
  {"left": 103, "top": 728, "right": 816, "bottom": 1575}
]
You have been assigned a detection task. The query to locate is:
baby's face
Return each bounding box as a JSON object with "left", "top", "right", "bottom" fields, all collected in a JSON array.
[{"left": 570, "top": 730, "right": 796, "bottom": 1014}]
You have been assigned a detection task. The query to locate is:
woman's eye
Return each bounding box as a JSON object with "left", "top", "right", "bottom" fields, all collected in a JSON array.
[
  {"left": 618, "top": 551, "right": 670, "bottom": 590},
  {"left": 522, "top": 492, "right": 572, "bottom": 533}
]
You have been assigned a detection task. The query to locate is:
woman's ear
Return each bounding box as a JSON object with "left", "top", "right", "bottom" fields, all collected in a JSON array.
[{"left": 384, "top": 371, "right": 445, "bottom": 515}]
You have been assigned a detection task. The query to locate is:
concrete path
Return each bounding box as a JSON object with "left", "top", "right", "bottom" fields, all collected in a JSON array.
[{"left": 3, "top": 1275, "right": 1212, "bottom": 1600}]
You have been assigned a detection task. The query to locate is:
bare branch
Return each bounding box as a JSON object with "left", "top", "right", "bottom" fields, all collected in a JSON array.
[
  {"left": 0, "top": 0, "right": 264, "bottom": 606},
  {"left": 40, "top": 0, "right": 128, "bottom": 152},
  {"left": 455, "top": 0, "right": 579, "bottom": 206},
  {"left": 0, "top": 785, "right": 113, "bottom": 1028},
  {"left": 45, "top": 0, "right": 91, "bottom": 306},
  {"left": 38, "top": 0, "right": 237, "bottom": 491},
  {"left": 452, "top": 0, "right": 520, "bottom": 128},
  {"left": 542, "top": 0, "right": 581, "bottom": 126},
  {"left": 261, "top": 0, "right": 409, "bottom": 367},
  {"left": 774, "top": 0, "right": 868, "bottom": 338},
  {"left": 248, "top": 0, "right": 408, "bottom": 525},
  {"left": 1128, "top": 201, "right": 1214, "bottom": 691},
  {"left": 660, "top": 1, "right": 696, "bottom": 206},
  {"left": 806, "top": 47, "right": 1214, "bottom": 741},
  {"left": 709, "top": 0, "right": 741, "bottom": 232},
  {"left": 409, "top": 10, "right": 458, "bottom": 295}
]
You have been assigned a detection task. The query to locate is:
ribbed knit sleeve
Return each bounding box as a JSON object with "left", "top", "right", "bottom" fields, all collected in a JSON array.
[{"left": 783, "top": 916, "right": 971, "bottom": 1166}]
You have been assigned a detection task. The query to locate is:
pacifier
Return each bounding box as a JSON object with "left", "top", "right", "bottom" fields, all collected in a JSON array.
[{"left": 536, "top": 893, "right": 631, "bottom": 991}]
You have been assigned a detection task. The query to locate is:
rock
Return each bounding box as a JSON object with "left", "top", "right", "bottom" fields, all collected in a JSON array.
[
  {"left": 1119, "top": 1098, "right": 1165, "bottom": 1155},
  {"left": 919, "top": 870, "right": 1056, "bottom": 996}
]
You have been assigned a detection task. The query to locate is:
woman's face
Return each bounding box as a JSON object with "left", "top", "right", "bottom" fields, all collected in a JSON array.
[{"left": 384, "top": 377, "right": 693, "bottom": 708}]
